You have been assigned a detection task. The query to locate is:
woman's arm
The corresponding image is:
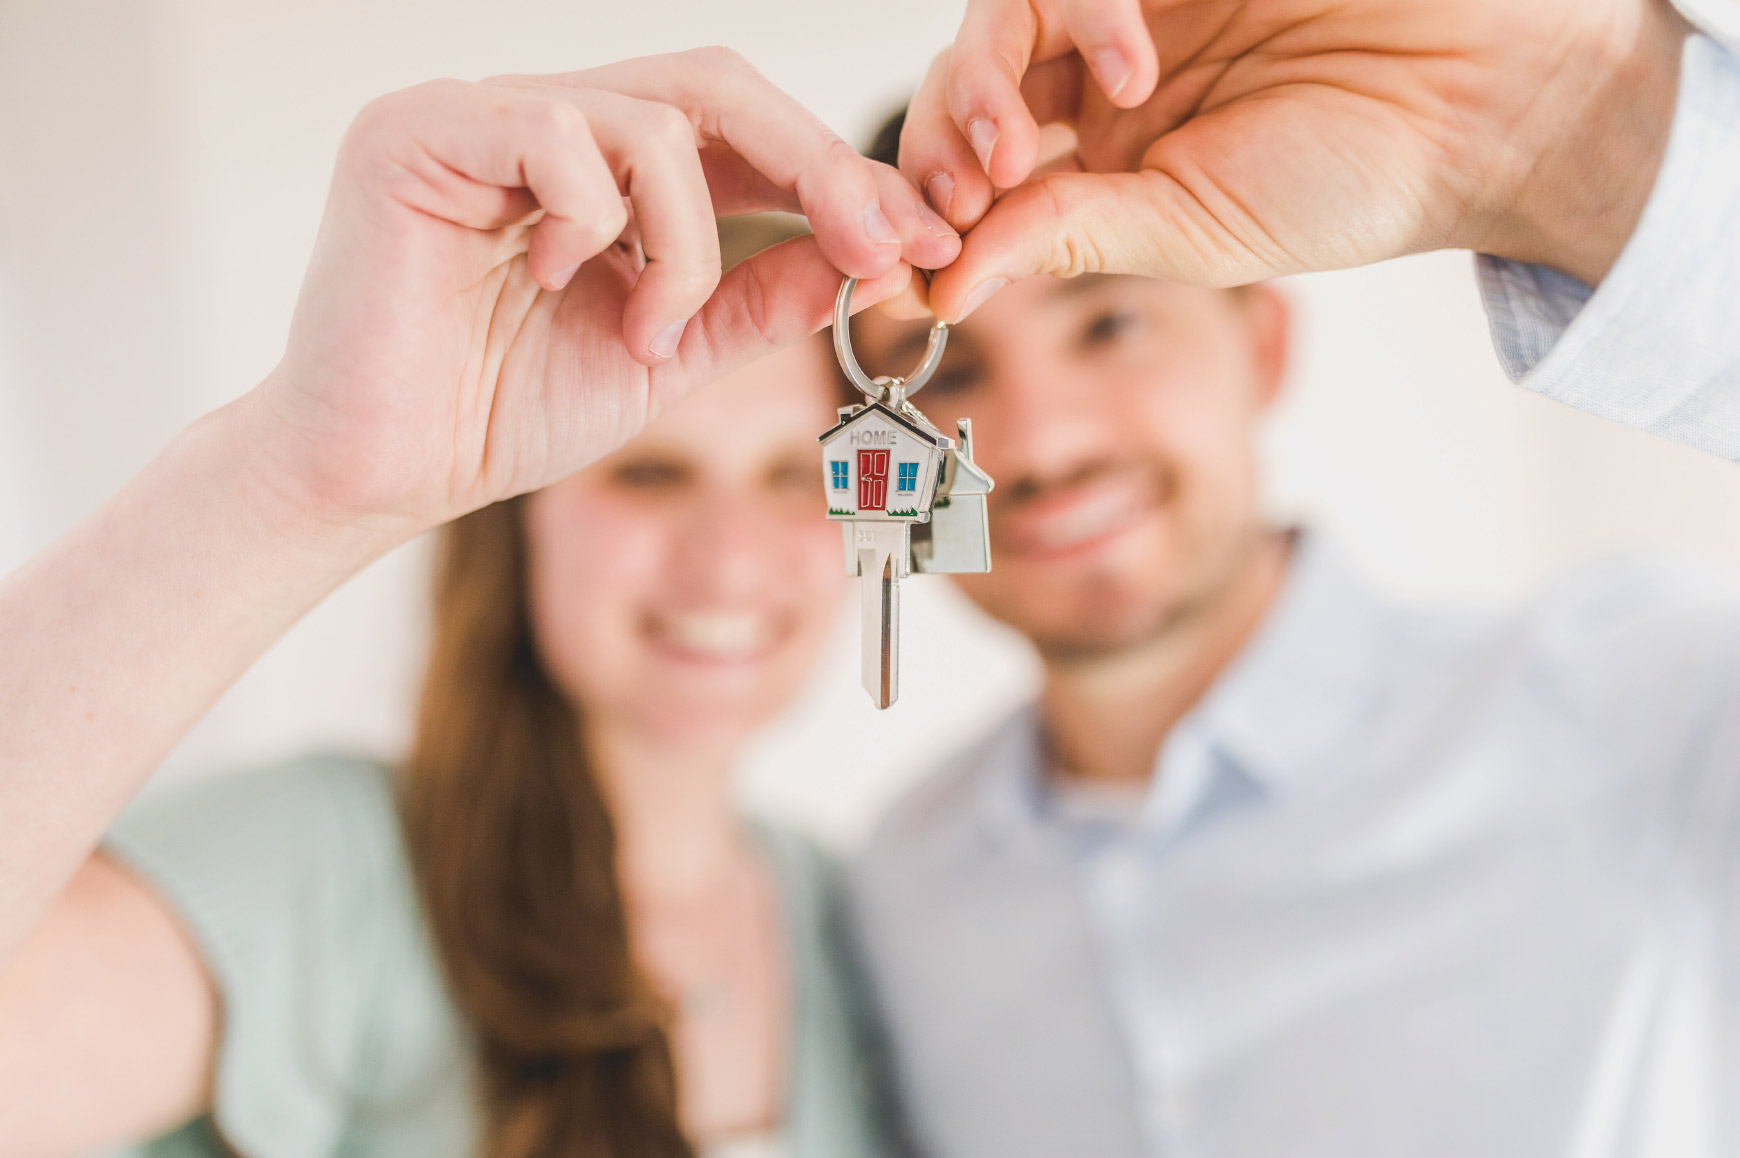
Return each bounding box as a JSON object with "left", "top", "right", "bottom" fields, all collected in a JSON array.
[
  {"left": 0, "top": 51, "right": 957, "bottom": 1147},
  {"left": 0, "top": 52, "right": 954, "bottom": 967},
  {"left": 0, "top": 856, "right": 217, "bottom": 1156}
]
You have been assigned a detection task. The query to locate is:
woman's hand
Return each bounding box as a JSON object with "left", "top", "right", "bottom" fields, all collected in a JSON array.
[
  {"left": 900, "top": 0, "right": 1687, "bottom": 319},
  {"left": 255, "top": 49, "right": 960, "bottom": 535},
  {"left": 0, "top": 51, "right": 961, "bottom": 973}
]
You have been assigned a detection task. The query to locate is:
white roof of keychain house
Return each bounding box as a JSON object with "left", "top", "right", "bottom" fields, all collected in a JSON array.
[
  {"left": 816, "top": 400, "right": 954, "bottom": 448},
  {"left": 945, "top": 453, "right": 994, "bottom": 496}
]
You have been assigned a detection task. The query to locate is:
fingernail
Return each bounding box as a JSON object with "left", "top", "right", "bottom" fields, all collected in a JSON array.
[
  {"left": 957, "top": 277, "right": 1010, "bottom": 320},
  {"left": 649, "top": 320, "right": 686, "bottom": 360},
  {"left": 550, "top": 262, "right": 581, "bottom": 290},
  {"left": 1090, "top": 48, "right": 1133, "bottom": 100},
  {"left": 863, "top": 202, "right": 899, "bottom": 246},
  {"left": 967, "top": 118, "right": 999, "bottom": 173},
  {"left": 917, "top": 201, "right": 957, "bottom": 239},
  {"left": 925, "top": 171, "right": 955, "bottom": 219}
]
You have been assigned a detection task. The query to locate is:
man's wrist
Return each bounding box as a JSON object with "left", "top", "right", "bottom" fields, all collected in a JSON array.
[{"left": 1482, "top": 0, "right": 1690, "bottom": 287}]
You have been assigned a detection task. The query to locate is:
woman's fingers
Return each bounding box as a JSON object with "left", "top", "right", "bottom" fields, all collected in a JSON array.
[
  {"left": 557, "top": 50, "right": 957, "bottom": 278},
  {"left": 665, "top": 235, "right": 913, "bottom": 391},
  {"left": 407, "top": 55, "right": 963, "bottom": 365},
  {"left": 563, "top": 89, "right": 724, "bottom": 362},
  {"left": 344, "top": 80, "right": 629, "bottom": 291}
]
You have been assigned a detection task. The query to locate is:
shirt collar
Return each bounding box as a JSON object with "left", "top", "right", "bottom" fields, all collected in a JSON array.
[
  {"left": 974, "top": 531, "right": 1397, "bottom": 847},
  {"left": 1192, "top": 531, "right": 1395, "bottom": 794}
]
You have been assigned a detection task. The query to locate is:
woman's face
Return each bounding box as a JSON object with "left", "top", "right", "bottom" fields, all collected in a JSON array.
[{"left": 525, "top": 338, "right": 847, "bottom": 745}]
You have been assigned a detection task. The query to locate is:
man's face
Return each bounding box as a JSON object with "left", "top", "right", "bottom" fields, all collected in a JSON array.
[{"left": 851, "top": 274, "right": 1289, "bottom": 657}]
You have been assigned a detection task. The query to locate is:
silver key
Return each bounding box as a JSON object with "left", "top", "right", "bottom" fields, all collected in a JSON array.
[
  {"left": 820, "top": 277, "right": 995, "bottom": 709},
  {"left": 853, "top": 521, "right": 907, "bottom": 707}
]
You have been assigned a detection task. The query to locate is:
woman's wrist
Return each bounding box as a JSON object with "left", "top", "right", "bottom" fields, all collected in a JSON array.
[
  {"left": 213, "top": 377, "right": 435, "bottom": 564},
  {"left": 0, "top": 385, "right": 414, "bottom": 963}
]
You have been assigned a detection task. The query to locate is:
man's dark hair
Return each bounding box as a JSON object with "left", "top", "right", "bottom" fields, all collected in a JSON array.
[{"left": 865, "top": 106, "right": 906, "bottom": 168}]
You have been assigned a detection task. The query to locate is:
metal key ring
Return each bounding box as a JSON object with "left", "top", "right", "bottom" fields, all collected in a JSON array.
[{"left": 833, "top": 276, "right": 948, "bottom": 402}]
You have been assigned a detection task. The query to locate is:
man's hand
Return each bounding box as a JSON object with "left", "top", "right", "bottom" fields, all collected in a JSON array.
[
  {"left": 901, "top": 0, "right": 1688, "bottom": 320},
  {"left": 259, "top": 49, "right": 960, "bottom": 536}
]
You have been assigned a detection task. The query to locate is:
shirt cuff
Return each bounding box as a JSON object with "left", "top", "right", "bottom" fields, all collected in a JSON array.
[
  {"left": 1476, "top": 33, "right": 1740, "bottom": 461},
  {"left": 1672, "top": 0, "right": 1740, "bottom": 55}
]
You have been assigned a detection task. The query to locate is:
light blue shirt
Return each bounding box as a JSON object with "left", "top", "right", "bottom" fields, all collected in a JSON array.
[
  {"left": 101, "top": 756, "right": 899, "bottom": 1158},
  {"left": 1478, "top": 31, "right": 1740, "bottom": 461},
  {"left": 852, "top": 536, "right": 1740, "bottom": 1158},
  {"left": 853, "top": 26, "right": 1740, "bottom": 1158}
]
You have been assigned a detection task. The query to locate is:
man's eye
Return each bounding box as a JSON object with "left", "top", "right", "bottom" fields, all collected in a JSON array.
[
  {"left": 1082, "top": 310, "right": 1140, "bottom": 346},
  {"left": 611, "top": 460, "right": 688, "bottom": 489}
]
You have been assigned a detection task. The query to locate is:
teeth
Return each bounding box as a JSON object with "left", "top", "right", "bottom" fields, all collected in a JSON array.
[
  {"left": 652, "top": 612, "right": 773, "bottom": 660},
  {"left": 1026, "top": 484, "right": 1144, "bottom": 551}
]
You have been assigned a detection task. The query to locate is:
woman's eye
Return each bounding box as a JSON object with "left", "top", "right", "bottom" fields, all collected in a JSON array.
[
  {"left": 611, "top": 460, "right": 688, "bottom": 490},
  {"left": 926, "top": 363, "right": 982, "bottom": 397},
  {"left": 767, "top": 459, "right": 819, "bottom": 494},
  {"left": 1082, "top": 310, "right": 1140, "bottom": 346}
]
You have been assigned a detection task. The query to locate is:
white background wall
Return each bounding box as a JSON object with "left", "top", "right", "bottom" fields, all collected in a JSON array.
[{"left": 5, "top": 0, "right": 1740, "bottom": 847}]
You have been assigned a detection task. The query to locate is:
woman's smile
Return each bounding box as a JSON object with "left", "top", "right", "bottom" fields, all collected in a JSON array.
[{"left": 643, "top": 607, "right": 788, "bottom": 666}]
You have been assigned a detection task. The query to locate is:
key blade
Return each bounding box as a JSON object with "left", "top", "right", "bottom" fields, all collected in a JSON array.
[{"left": 859, "top": 546, "right": 899, "bottom": 709}]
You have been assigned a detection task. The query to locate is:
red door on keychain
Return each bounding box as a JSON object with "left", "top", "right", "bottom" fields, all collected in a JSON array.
[{"left": 857, "top": 449, "right": 889, "bottom": 511}]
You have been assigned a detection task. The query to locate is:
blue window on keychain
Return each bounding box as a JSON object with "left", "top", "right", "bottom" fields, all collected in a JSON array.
[
  {"left": 897, "top": 462, "right": 918, "bottom": 493},
  {"left": 831, "top": 460, "right": 849, "bottom": 490}
]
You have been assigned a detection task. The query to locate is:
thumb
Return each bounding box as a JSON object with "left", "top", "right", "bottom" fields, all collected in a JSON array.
[
  {"left": 926, "top": 169, "right": 1276, "bottom": 321},
  {"left": 667, "top": 234, "right": 912, "bottom": 385}
]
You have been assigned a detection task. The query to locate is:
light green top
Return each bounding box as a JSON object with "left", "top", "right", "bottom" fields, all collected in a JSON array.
[{"left": 100, "top": 754, "right": 897, "bottom": 1158}]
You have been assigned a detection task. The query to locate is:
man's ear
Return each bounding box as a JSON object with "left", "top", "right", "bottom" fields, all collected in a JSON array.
[{"left": 1240, "top": 283, "right": 1291, "bottom": 411}]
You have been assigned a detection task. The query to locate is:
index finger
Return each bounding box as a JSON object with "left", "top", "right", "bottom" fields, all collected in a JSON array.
[
  {"left": 559, "top": 49, "right": 959, "bottom": 278},
  {"left": 654, "top": 235, "right": 914, "bottom": 406},
  {"left": 944, "top": 0, "right": 1046, "bottom": 190}
]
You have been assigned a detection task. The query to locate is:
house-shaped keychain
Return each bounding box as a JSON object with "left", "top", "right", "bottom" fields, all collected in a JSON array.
[{"left": 819, "top": 394, "right": 994, "bottom": 706}]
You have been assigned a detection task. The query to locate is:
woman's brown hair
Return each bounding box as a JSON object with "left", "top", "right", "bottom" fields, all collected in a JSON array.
[
  {"left": 400, "top": 496, "right": 691, "bottom": 1158},
  {"left": 398, "top": 215, "right": 813, "bottom": 1158}
]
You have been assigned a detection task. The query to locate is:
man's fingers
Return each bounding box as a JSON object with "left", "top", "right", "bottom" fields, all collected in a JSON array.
[
  {"left": 664, "top": 235, "right": 912, "bottom": 390},
  {"left": 945, "top": 0, "right": 1045, "bottom": 190},
  {"left": 900, "top": 50, "right": 999, "bottom": 233},
  {"left": 868, "top": 161, "right": 962, "bottom": 272},
  {"left": 1058, "top": 0, "right": 1160, "bottom": 108},
  {"left": 925, "top": 168, "right": 1270, "bottom": 321},
  {"left": 1018, "top": 54, "right": 1090, "bottom": 128}
]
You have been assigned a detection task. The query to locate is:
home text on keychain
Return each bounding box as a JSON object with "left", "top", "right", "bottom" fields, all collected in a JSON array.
[{"left": 818, "top": 275, "right": 995, "bottom": 709}]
